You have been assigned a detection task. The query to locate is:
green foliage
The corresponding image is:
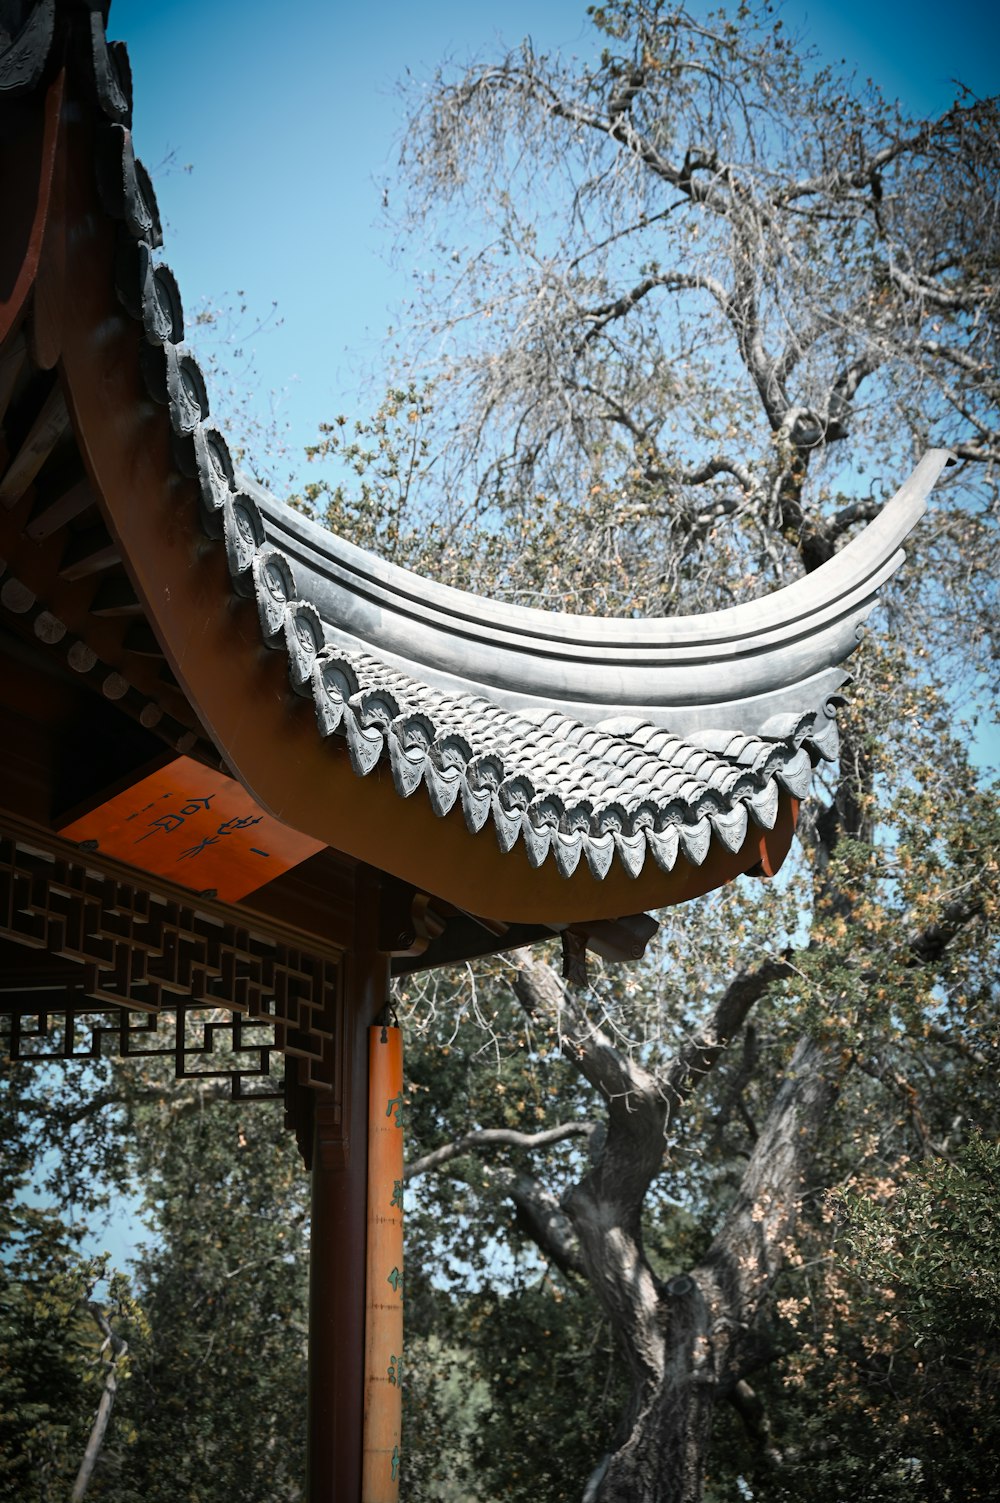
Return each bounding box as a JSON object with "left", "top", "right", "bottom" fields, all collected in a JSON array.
[
  {"left": 405, "top": 1274, "right": 625, "bottom": 1503},
  {"left": 404, "top": 1332, "right": 492, "bottom": 1502},
  {"left": 110, "top": 1085, "right": 309, "bottom": 1503},
  {"left": 290, "top": 380, "right": 507, "bottom": 593},
  {"left": 842, "top": 1133, "right": 1000, "bottom": 1343},
  {"left": 0, "top": 1062, "right": 141, "bottom": 1502},
  {"left": 738, "top": 1137, "right": 1000, "bottom": 1502},
  {"left": 0, "top": 1202, "right": 97, "bottom": 1502},
  {"left": 399, "top": 983, "right": 626, "bottom": 1498},
  {"left": 1, "top": 1053, "right": 308, "bottom": 1502},
  {"left": 296, "top": 383, "right": 435, "bottom": 552},
  {"left": 462, "top": 1278, "right": 624, "bottom": 1503}
]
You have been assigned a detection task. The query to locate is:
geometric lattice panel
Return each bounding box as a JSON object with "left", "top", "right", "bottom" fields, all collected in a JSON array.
[
  {"left": 2, "top": 1002, "right": 284, "bottom": 1102},
  {"left": 0, "top": 831, "right": 344, "bottom": 1095}
]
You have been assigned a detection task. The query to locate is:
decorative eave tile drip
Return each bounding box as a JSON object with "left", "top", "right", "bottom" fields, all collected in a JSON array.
[
  {"left": 304, "top": 636, "right": 834, "bottom": 876},
  {"left": 16, "top": 1, "right": 943, "bottom": 884}
]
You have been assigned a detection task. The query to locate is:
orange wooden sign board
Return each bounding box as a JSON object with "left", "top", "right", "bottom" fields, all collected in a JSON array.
[{"left": 59, "top": 756, "right": 326, "bottom": 902}]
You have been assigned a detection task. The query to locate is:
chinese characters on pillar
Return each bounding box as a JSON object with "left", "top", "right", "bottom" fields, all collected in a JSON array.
[{"left": 363, "top": 1026, "right": 405, "bottom": 1502}]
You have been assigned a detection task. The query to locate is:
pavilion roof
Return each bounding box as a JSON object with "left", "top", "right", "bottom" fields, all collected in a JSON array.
[{"left": 0, "top": 2, "right": 950, "bottom": 920}]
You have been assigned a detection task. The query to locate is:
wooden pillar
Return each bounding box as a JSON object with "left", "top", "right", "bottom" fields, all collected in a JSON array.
[
  {"left": 362, "top": 1025, "right": 404, "bottom": 1499},
  {"left": 308, "top": 870, "right": 389, "bottom": 1503}
]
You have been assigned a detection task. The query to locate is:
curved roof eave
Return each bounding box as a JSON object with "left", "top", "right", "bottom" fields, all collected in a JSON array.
[{"left": 0, "top": 4, "right": 948, "bottom": 920}]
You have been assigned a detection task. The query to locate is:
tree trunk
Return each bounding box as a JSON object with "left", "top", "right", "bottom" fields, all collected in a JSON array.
[
  {"left": 592, "top": 1276, "right": 721, "bottom": 1503},
  {"left": 509, "top": 957, "right": 844, "bottom": 1503},
  {"left": 72, "top": 1306, "right": 127, "bottom": 1502},
  {"left": 589, "top": 1033, "right": 842, "bottom": 1503}
]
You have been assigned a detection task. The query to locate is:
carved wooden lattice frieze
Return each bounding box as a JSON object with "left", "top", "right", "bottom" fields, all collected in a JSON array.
[
  {"left": 5, "top": 1001, "right": 285, "bottom": 1102},
  {"left": 0, "top": 832, "right": 344, "bottom": 1098}
]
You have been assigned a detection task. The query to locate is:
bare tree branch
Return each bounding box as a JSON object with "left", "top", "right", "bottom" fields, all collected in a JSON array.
[
  {"left": 906, "top": 887, "right": 986, "bottom": 965},
  {"left": 580, "top": 270, "right": 734, "bottom": 346},
  {"left": 405, "top": 1120, "right": 593, "bottom": 1181},
  {"left": 506, "top": 1170, "right": 587, "bottom": 1280},
  {"left": 661, "top": 958, "right": 793, "bottom": 1116},
  {"left": 888, "top": 261, "right": 991, "bottom": 311}
]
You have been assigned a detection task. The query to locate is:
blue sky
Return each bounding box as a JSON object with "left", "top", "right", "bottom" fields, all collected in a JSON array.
[{"left": 110, "top": 0, "right": 999, "bottom": 475}]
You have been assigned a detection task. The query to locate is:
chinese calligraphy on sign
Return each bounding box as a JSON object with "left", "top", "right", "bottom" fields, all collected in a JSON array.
[
  {"left": 58, "top": 755, "right": 325, "bottom": 901},
  {"left": 133, "top": 794, "right": 217, "bottom": 842}
]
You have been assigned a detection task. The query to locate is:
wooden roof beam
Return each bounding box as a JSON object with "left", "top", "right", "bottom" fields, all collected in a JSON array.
[
  {"left": 26, "top": 471, "right": 95, "bottom": 540},
  {"left": 58, "top": 521, "right": 120, "bottom": 580},
  {"left": 0, "top": 376, "right": 69, "bottom": 507}
]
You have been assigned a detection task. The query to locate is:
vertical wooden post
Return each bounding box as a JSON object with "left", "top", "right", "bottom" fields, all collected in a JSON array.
[
  {"left": 362, "top": 1025, "right": 404, "bottom": 1499},
  {"left": 308, "top": 870, "right": 388, "bottom": 1502}
]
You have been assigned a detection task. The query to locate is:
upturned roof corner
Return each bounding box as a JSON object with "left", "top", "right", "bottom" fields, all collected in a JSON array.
[{"left": 0, "top": 0, "right": 951, "bottom": 925}]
